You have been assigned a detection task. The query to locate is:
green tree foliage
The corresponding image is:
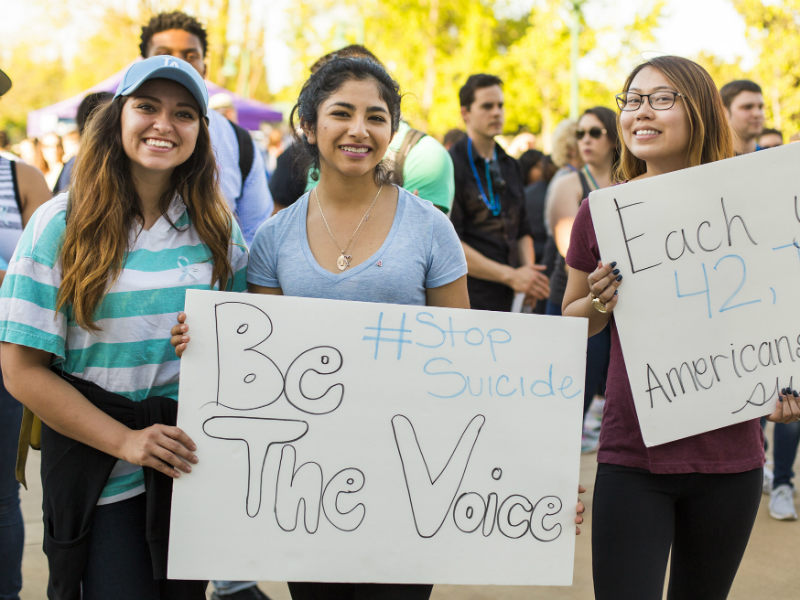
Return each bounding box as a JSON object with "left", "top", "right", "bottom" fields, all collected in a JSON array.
[
  {"left": 283, "top": 0, "right": 664, "bottom": 142},
  {"left": 732, "top": 0, "right": 800, "bottom": 135}
]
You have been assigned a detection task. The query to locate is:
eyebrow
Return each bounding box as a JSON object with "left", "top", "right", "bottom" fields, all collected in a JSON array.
[
  {"left": 328, "top": 101, "right": 388, "bottom": 113},
  {"left": 627, "top": 85, "right": 677, "bottom": 92},
  {"left": 131, "top": 94, "right": 199, "bottom": 111},
  {"left": 152, "top": 45, "right": 201, "bottom": 54}
]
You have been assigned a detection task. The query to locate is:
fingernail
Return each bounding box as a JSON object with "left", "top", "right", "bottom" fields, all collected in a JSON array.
[
  {"left": 781, "top": 387, "right": 788, "bottom": 395},
  {"left": 191, "top": 454, "right": 198, "bottom": 463},
  {"left": 616, "top": 275, "right": 623, "bottom": 281},
  {"left": 614, "top": 290, "right": 618, "bottom": 296},
  {"left": 793, "top": 390, "right": 798, "bottom": 397},
  {"left": 612, "top": 269, "right": 620, "bottom": 275},
  {"left": 610, "top": 261, "right": 617, "bottom": 268},
  {"left": 174, "top": 470, "right": 181, "bottom": 478}
]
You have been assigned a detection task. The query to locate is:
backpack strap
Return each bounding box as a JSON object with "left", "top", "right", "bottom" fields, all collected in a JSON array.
[
  {"left": 229, "top": 120, "right": 255, "bottom": 197},
  {"left": 391, "top": 128, "right": 426, "bottom": 187},
  {"left": 8, "top": 159, "right": 23, "bottom": 216}
]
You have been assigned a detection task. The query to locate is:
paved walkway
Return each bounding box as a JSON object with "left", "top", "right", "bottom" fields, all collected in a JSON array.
[{"left": 19, "top": 424, "right": 799, "bottom": 599}]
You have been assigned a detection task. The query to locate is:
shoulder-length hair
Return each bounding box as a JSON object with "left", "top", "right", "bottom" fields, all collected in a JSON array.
[
  {"left": 290, "top": 57, "right": 401, "bottom": 185},
  {"left": 617, "top": 55, "right": 733, "bottom": 181},
  {"left": 582, "top": 106, "right": 620, "bottom": 169},
  {"left": 58, "top": 96, "right": 236, "bottom": 330}
]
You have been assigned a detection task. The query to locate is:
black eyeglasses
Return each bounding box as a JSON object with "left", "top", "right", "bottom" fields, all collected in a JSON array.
[
  {"left": 576, "top": 127, "right": 607, "bottom": 140},
  {"left": 615, "top": 91, "right": 684, "bottom": 111}
]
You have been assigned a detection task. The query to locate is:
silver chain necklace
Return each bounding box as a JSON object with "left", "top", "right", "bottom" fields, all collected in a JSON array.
[{"left": 314, "top": 184, "right": 383, "bottom": 271}]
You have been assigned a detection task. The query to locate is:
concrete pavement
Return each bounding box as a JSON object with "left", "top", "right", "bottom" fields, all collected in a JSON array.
[{"left": 19, "top": 423, "right": 800, "bottom": 599}]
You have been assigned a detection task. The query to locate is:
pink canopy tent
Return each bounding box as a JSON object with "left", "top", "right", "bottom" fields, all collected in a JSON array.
[{"left": 27, "top": 63, "right": 282, "bottom": 137}]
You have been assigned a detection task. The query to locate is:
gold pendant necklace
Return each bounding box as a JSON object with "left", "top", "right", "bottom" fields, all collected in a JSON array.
[{"left": 315, "top": 184, "right": 383, "bottom": 271}]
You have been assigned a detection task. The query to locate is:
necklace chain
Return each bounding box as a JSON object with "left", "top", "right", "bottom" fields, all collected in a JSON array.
[{"left": 315, "top": 184, "right": 383, "bottom": 271}]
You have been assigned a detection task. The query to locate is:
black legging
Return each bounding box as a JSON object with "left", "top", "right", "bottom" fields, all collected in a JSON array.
[
  {"left": 592, "top": 463, "right": 761, "bottom": 600},
  {"left": 288, "top": 583, "right": 433, "bottom": 600}
]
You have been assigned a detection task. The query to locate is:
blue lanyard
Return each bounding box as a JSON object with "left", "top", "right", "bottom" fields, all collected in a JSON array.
[{"left": 467, "top": 138, "right": 501, "bottom": 216}]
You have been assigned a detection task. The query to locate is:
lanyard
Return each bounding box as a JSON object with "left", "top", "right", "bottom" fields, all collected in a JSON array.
[{"left": 467, "top": 138, "right": 501, "bottom": 216}]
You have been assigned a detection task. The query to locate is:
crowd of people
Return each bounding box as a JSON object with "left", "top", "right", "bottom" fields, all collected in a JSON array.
[{"left": 1, "top": 9, "right": 799, "bottom": 600}]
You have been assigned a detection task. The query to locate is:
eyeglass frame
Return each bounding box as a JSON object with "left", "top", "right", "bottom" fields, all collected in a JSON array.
[
  {"left": 575, "top": 127, "right": 607, "bottom": 140},
  {"left": 615, "top": 91, "right": 684, "bottom": 111}
]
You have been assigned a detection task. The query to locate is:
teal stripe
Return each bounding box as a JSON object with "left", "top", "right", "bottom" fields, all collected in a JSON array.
[
  {"left": 0, "top": 273, "right": 60, "bottom": 308},
  {"left": 15, "top": 210, "right": 66, "bottom": 266},
  {"left": 230, "top": 266, "right": 247, "bottom": 291},
  {"left": 174, "top": 211, "right": 191, "bottom": 228},
  {"left": 63, "top": 339, "right": 177, "bottom": 371},
  {"left": 125, "top": 244, "right": 212, "bottom": 272},
  {"left": 0, "top": 321, "right": 65, "bottom": 358},
  {"left": 95, "top": 285, "right": 205, "bottom": 320},
  {"left": 99, "top": 469, "right": 144, "bottom": 499}
]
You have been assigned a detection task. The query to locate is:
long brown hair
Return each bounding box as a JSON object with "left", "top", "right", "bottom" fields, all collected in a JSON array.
[
  {"left": 616, "top": 55, "right": 733, "bottom": 181},
  {"left": 58, "top": 96, "right": 236, "bottom": 330}
]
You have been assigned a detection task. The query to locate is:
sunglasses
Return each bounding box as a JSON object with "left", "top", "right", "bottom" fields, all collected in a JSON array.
[{"left": 576, "top": 127, "right": 607, "bottom": 140}]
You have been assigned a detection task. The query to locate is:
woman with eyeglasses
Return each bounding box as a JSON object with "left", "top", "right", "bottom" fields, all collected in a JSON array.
[
  {"left": 562, "top": 55, "right": 800, "bottom": 599},
  {"left": 544, "top": 107, "right": 618, "bottom": 430}
]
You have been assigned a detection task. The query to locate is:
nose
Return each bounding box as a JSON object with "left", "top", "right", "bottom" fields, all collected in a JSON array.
[
  {"left": 348, "top": 114, "right": 368, "bottom": 139},
  {"left": 152, "top": 109, "right": 174, "bottom": 133},
  {"left": 635, "top": 99, "right": 655, "bottom": 118}
]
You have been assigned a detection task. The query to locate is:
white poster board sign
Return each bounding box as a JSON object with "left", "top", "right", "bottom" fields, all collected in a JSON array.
[
  {"left": 590, "top": 143, "right": 800, "bottom": 447},
  {"left": 168, "top": 290, "right": 587, "bottom": 585}
]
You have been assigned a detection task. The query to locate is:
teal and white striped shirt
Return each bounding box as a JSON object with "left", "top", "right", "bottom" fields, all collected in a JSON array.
[{"left": 0, "top": 193, "right": 248, "bottom": 503}]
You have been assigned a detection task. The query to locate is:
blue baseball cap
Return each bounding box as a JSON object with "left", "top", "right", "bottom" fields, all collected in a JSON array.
[{"left": 114, "top": 56, "right": 208, "bottom": 117}]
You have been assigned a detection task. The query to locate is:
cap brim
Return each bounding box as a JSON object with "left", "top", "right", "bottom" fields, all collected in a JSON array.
[
  {"left": 0, "top": 69, "right": 11, "bottom": 97},
  {"left": 117, "top": 66, "right": 207, "bottom": 116}
]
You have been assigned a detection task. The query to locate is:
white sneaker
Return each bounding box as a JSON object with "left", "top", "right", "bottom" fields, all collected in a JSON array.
[
  {"left": 763, "top": 465, "right": 774, "bottom": 495},
  {"left": 769, "top": 484, "right": 798, "bottom": 521}
]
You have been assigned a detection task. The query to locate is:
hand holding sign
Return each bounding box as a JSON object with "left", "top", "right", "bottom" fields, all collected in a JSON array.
[{"left": 589, "top": 143, "right": 800, "bottom": 446}]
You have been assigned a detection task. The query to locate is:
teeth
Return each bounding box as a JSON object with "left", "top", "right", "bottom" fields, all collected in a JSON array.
[
  {"left": 145, "top": 139, "right": 174, "bottom": 148},
  {"left": 340, "top": 146, "right": 368, "bottom": 153},
  {"left": 635, "top": 129, "right": 659, "bottom": 136}
]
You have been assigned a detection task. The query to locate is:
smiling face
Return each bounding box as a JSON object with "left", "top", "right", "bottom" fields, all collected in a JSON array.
[
  {"left": 120, "top": 78, "right": 200, "bottom": 180},
  {"left": 619, "top": 66, "right": 691, "bottom": 177},
  {"left": 577, "top": 112, "right": 614, "bottom": 168},
  {"left": 304, "top": 77, "right": 392, "bottom": 182},
  {"left": 461, "top": 85, "right": 505, "bottom": 142}
]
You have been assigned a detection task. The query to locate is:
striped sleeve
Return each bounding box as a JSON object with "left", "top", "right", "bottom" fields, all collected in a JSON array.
[{"left": 0, "top": 196, "right": 69, "bottom": 359}]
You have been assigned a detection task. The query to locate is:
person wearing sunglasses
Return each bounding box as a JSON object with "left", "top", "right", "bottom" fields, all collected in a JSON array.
[
  {"left": 543, "top": 107, "right": 618, "bottom": 435},
  {"left": 563, "top": 55, "right": 800, "bottom": 600}
]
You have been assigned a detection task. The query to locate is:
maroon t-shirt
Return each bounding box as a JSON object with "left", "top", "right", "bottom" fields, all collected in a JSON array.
[{"left": 566, "top": 200, "right": 764, "bottom": 474}]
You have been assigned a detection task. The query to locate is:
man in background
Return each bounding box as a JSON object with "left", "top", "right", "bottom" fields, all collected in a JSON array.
[
  {"left": 449, "top": 73, "right": 548, "bottom": 312},
  {"left": 140, "top": 11, "right": 272, "bottom": 245},
  {"left": 719, "top": 79, "right": 765, "bottom": 155}
]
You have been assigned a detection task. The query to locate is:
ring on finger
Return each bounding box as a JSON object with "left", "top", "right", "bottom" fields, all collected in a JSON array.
[{"left": 590, "top": 292, "right": 608, "bottom": 314}]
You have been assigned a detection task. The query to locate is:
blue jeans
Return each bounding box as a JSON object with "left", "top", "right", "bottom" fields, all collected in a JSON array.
[
  {"left": 773, "top": 420, "right": 800, "bottom": 489},
  {"left": 0, "top": 372, "right": 23, "bottom": 600}
]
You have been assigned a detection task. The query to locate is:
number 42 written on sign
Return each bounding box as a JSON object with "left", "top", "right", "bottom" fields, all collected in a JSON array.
[{"left": 674, "top": 241, "right": 800, "bottom": 319}]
